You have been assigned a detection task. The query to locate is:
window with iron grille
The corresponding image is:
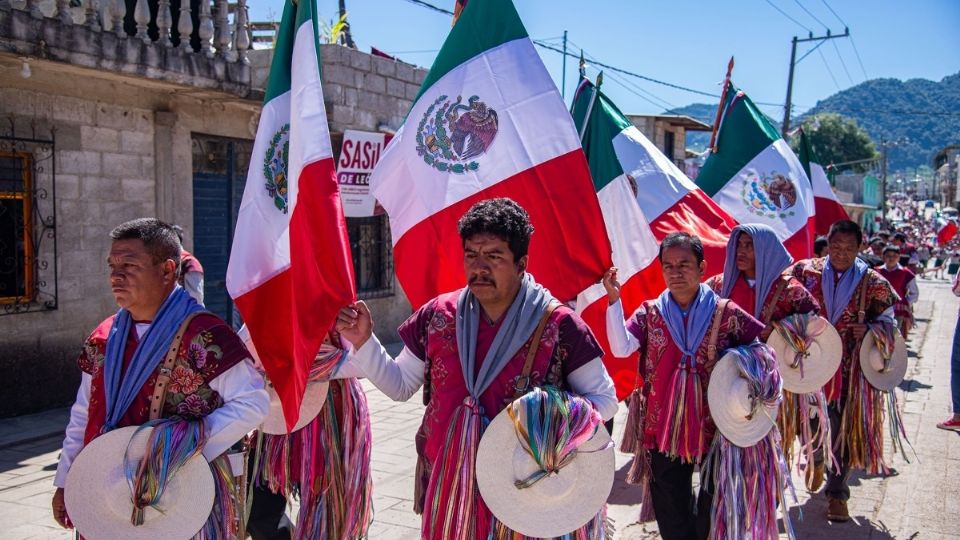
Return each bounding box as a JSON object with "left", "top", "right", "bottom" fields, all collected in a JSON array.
[
  {"left": 0, "top": 130, "right": 58, "bottom": 315},
  {"left": 0, "top": 151, "right": 34, "bottom": 304},
  {"left": 347, "top": 215, "right": 394, "bottom": 298}
]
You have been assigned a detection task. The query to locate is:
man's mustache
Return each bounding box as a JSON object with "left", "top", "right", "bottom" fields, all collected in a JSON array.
[{"left": 469, "top": 276, "right": 496, "bottom": 286}]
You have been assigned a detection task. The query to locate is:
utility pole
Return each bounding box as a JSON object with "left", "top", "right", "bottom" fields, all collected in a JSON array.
[
  {"left": 782, "top": 28, "right": 850, "bottom": 138},
  {"left": 881, "top": 139, "right": 888, "bottom": 224},
  {"left": 561, "top": 30, "right": 568, "bottom": 100}
]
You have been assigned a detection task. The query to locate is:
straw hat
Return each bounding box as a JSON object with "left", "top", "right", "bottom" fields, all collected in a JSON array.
[
  {"left": 64, "top": 425, "right": 214, "bottom": 540},
  {"left": 708, "top": 351, "right": 780, "bottom": 447},
  {"left": 859, "top": 328, "right": 908, "bottom": 391},
  {"left": 260, "top": 380, "right": 329, "bottom": 435},
  {"left": 766, "top": 315, "right": 842, "bottom": 394},
  {"left": 475, "top": 398, "right": 614, "bottom": 538}
]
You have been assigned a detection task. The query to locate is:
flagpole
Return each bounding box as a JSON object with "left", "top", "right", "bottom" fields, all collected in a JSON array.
[
  {"left": 708, "top": 56, "right": 735, "bottom": 152},
  {"left": 578, "top": 74, "right": 601, "bottom": 143}
]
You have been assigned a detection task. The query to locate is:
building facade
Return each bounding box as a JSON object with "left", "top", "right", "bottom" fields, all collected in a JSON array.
[{"left": 0, "top": 1, "right": 422, "bottom": 416}]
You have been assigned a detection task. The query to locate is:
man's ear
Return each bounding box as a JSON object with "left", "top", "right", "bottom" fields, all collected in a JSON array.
[
  {"left": 162, "top": 259, "right": 178, "bottom": 283},
  {"left": 517, "top": 255, "right": 529, "bottom": 273},
  {"left": 699, "top": 259, "right": 707, "bottom": 275}
]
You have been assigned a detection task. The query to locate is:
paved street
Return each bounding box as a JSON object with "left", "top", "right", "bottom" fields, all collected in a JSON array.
[{"left": 1, "top": 279, "right": 958, "bottom": 539}]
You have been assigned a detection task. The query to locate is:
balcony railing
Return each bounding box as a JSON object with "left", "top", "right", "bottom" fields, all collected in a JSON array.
[{"left": 1, "top": 0, "right": 262, "bottom": 96}]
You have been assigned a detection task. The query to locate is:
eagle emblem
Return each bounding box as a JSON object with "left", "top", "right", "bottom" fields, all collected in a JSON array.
[
  {"left": 415, "top": 94, "right": 499, "bottom": 174},
  {"left": 263, "top": 124, "right": 290, "bottom": 213},
  {"left": 740, "top": 171, "right": 799, "bottom": 219}
]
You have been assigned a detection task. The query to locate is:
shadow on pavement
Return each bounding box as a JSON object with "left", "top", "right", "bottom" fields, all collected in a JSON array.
[
  {"left": 787, "top": 495, "right": 896, "bottom": 539},
  {"left": 607, "top": 460, "right": 645, "bottom": 506},
  {"left": 898, "top": 378, "right": 932, "bottom": 392}
]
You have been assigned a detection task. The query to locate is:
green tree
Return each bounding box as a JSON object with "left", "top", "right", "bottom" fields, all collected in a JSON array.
[{"left": 791, "top": 113, "right": 879, "bottom": 172}]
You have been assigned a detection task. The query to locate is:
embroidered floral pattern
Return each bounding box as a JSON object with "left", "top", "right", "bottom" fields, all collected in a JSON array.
[
  {"left": 169, "top": 365, "right": 205, "bottom": 394},
  {"left": 177, "top": 393, "right": 213, "bottom": 417}
]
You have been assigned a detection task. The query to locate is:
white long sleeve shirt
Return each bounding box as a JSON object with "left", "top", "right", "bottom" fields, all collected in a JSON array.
[
  {"left": 349, "top": 333, "right": 619, "bottom": 421},
  {"left": 605, "top": 299, "right": 640, "bottom": 358},
  {"left": 54, "top": 323, "right": 269, "bottom": 488}
]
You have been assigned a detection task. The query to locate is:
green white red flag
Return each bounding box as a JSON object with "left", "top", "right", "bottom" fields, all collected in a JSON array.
[
  {"left": 227, "top": 0, "right": 355, "bottom": 430},
  {"left": 697, "top": 82, "right": 814, "bottom": 259},
  {"left": 797, "top": 127, "right": 849, "bottom": 236},
  {"left": 370, "top": 0, "right": 611, "bottom": 308}
]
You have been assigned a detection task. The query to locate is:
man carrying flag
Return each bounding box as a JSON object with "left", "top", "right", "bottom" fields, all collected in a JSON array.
[
  {"left": 936, "top": 215, "right": 958, "bottom": 246},
  {"left": 368, "top": 0, "right": 611, "bottom": 311},
  {"left": 697, "top": 65, "right": 814, "bottom": 259},
  {"left": 226, "top": 0, "right": 356, "bottom": 430},
  {"left": 571, "top": 76, "right": 735, "bottom": 399},
  {"left": 797, "top": 128, "right": 850, "bottom": 236},
  {"left": 338, "top": 198, "right": 618, "bottom": 539}
]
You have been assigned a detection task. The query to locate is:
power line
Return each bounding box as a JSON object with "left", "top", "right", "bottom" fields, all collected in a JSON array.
[
  {"left": 569, "top": 40, "right": 677, "bottom": 110},
  {"left": 820, "top": 0, "right": 868, "bottom": 79},
  {"left": 763, "top": 0, "right": 812, "bottom": 32},
  {"left": 817, "top": 47, "right": 842, "bottom": 91},
  {"left": 532, "top": 40, "right": 722, "bottom": 99},
  {"left": 793, "top": 0, "right": 829, "bottom": 29},
  {"left": 819, "top": 0, "right": 848, "bottom": 26},
  {"left": 831, "top": 40, "right": 855, "bottom": 85},
  {"left": 400, "top": 0, "right": 452, "bottom": 16}
]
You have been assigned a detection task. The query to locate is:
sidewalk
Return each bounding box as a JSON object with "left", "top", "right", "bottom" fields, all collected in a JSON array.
[{"left": 1, "top": 281, "right": 958, "bottom": 539}]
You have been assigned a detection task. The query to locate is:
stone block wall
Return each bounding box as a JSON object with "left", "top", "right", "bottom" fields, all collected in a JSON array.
[
  {"left": 0, "top": 62, "right": 259, "bottom": 417},
  {"left": 0, "top": 89, "right": 157, "bottom": 416}
]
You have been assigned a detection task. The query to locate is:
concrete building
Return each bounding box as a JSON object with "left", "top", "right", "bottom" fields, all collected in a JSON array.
[
  {"left": 934, "top": 145, "right": 959, "bottom": 208},
  {"left": 0, "top": 1, "right": 423, "bottom": 416},
  {"left": 625, "top": 114, "right": 711, "bottom": 176},
  {"left": 834, "top": 173, "right": 881, "bottom": 234}
]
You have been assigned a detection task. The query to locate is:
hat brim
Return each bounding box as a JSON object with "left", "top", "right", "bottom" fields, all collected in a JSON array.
[
  {"left": 261, "top": 380, "right": 329, "bottom": 435},
  {"left": 476, "top": 403, "right": 614, "bottom": 538},
  {"left": 65, "top": 426, "right": 215, "bottom": 540},
  {"left": 766, "top": 316, "right": 842, "bottom": 394},
  {"left": 859, "top": 329, "right": 908, "bottom": 391},
  {"left": 708, "top": 352, "right": 779, "bottom": 447}
]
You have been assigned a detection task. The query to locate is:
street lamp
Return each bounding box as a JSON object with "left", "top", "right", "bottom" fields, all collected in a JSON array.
[{"left": 879, "top": 136, "right": 910, "bottom": 225}]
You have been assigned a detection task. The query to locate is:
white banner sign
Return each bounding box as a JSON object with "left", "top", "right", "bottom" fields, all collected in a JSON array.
[{"left": 337, "top": 130, "right": 391, "bottom": 217}]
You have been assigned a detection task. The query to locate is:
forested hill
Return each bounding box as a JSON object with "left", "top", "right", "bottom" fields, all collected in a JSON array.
[{"left": 666, "top": 72, "right": 960, "bottom": 171}]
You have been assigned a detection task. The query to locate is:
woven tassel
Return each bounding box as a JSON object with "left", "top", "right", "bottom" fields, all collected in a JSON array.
[
  {"left": 619, "top": 388, "right": 643, "bottom": 454},
  {"left": 839, "top": 364, "right": 888, "bottom": 474},
  {"left": 196, "top": 454, "right": 241, "bottom": 540},
  {"left": 413, "top": 453, "right": 430, "bottom": 515},
  {"left": 707, "top": 431, "right": 796, "bottom": 540},
  {"left": 124, "top": 419, "right": 206, "bottom": 527},
  {"left": 422, "top": 397, "right": 487, "bottom": 540},
  {"left": 777, "top": 390, "right": 800, "bottom": 466},
  {"left": 656, "top": 363, "right": 703, "bottom": 463},
  {"left": 779, "top": 390, "right": 834, "bottom": 474},
  {"left": 886, "top": 388, "right": 915, "bottom": 463}
]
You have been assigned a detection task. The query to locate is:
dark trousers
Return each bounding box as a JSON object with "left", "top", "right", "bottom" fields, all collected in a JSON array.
[
  {"left": 246, "top": 453, "right": 291, "bottom": 540},
  {"left": 649, "top": 451, "right": 714, "bottom": 540},
  {"left": 813, "top": 401, "right": 851, "bottom": 501},
  {"left": 952, "top": 313, "right": 960, "bottom": 414}
]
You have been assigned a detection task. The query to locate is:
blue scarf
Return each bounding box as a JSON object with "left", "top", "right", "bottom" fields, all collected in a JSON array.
[
  {"left": 654, "top": 284, "right": 719, "bottom": 368},
  {"left": 455, "top": 273, "right": 553, "bottom": 399},
  {"left": 822, "top": 256, "right": 868, "bottom": 325},
  {"left": 720, "top": 224, "right": 793, "bottom": 319},
  {"left": 102, "top": 286, "right": 204, "bottom": 431}
]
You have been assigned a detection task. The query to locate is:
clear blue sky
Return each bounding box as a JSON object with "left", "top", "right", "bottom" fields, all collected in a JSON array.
[{"left": 249, "top": 0, "right": 960, "bottom": 119}]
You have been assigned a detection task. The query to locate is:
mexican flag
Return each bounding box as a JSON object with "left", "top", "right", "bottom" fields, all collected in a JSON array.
[
  {"left": 937, "top": 216, "right": 958, "bottom": 245},
  {"left": 797, "top": 128, "right": 849, "bottom": 236},
  {"left": 570, "top": 78, "right": 664, "bottom": 399},
  {"left": 697, "top": 83, "right": 814, "bottom": 259},
  {"left": 226, "top": 0, "right": 355, "bottom": 430},
  {"left": 370, "top": 0, "right": 611, "bottom": 308}
]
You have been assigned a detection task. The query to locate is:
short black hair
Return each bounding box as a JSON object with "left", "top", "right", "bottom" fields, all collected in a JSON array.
[
  {"left": 457, "top": 198, "right": 534, "bottom": 260},
  {"left": 171, "top": 224, "right": 185, "bottom": 243},
  {"left": 869, "top": 236, "right": 885, "bottom": 246},
  {"left": 893, "top": 232, "right": 907, "bottom": 242},
  {"left": 814, "top": 236, "right": 829, "bottom": 254},
  {"left": 658, "top": 232, "right": 704, "bottom": 264},
  {"left": 110, "top": 218, "right": 182, "bottom": 267},
  {"left": 827, "top": 220, "right": 863, "bottom": 245},
  {"left": 882, "top": 244, "right": 901, "bottom": 256}
]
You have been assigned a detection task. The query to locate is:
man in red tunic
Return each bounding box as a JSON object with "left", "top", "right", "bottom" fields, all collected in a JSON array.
[
  {"left": 337, "top": 199, "right": 618, "bottom": 540},
  {"left": 789, "top": 220, "right": 899, "bottom": 523},
  {"left": 604, "top": 232, "right": 764, "bottom": 540},
  {"left": 875, "top": 244, "right": 919, "bottom": 339},
  {"left": 51, "top": 218, "right": 269, "bottom": 536}
]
